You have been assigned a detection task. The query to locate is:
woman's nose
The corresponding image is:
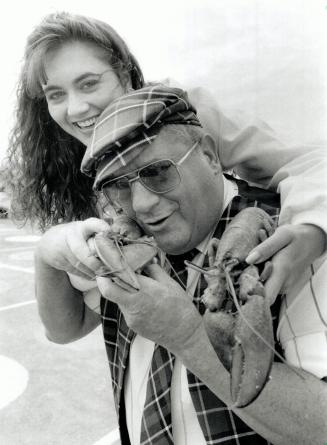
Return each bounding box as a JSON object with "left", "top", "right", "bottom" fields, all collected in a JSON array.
[
  {"left": 131, "top": 181, "right": 160, "bottom": 214},
  {"left": 66, "top": 93, "right": 89, "bottom": 118}
]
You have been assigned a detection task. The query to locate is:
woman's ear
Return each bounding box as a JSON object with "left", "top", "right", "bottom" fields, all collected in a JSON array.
[
  {"left": 201, "top": 134, "right": 222, "bottom": 174},
  {"left": 122, "top": 74, "right": 133, "bottom": 93}
]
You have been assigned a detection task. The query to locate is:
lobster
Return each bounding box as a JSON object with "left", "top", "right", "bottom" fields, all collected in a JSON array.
[
  {"left": 186, "top": 206, "right": 276, "bottom": 407},
  {"left": 88, "top": 208, "right": 277, "bottom": 408},
  {"left": 87, "top": 215, "right": 158, "bottom": 292}
]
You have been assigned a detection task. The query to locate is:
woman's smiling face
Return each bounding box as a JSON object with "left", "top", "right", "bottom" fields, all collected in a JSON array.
[{"left": 42, "top": 40, "right": 129, "bottom": 146}]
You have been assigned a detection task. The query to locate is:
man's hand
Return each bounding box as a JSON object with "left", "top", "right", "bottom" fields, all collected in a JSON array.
[
  {"left": 36, "top": 217, "right": 110, "bottom": 279},
  {"left": 246, "top": 223, "right": 326, "bottom": 304},
  {"left": 96, "top": 263, "right": 203, "bottom": 352}
]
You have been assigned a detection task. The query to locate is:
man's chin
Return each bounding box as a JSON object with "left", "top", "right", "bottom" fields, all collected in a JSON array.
[
  {"left": 139, "top": 216, "right": 192, "bottom": 254},
  {"left": 154, "top": 234, "right": 191, "bottom": 255}
]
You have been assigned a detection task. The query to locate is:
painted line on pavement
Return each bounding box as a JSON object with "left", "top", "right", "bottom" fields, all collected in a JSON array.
[
  {"left": 0, "top": 263, "right": 34, "bottom": 274},
  {"left": 5, "top": 235, "right": 41, "bottom": 243},
  {"left": 0, "top": 355, "right": 29, "bottom": 410},
  {"left": 0, "top": 246, "right": 36, "bottom": 252},
  {"left": 93, "top": 428, "right": 120, "bottom": 445},
  {"left": 0, "top": 300, "right": 36, "bottom": 312}
]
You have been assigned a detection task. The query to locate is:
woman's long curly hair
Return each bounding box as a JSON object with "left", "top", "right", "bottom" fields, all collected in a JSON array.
[{"left": 5, "top": 11, "right": 144, "bottom": 231}]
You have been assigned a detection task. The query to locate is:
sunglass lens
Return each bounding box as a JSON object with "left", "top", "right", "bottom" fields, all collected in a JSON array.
[
  {"left": 104, "top": 177, "right": 131, "bottom": 203},
  {"left": 140, "top": 160, "right": 180, "bottom": 192}
]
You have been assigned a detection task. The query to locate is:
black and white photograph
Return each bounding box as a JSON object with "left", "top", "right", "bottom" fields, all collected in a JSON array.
[{"left": 0, "top": 1, "right": 326, "bottom": 444}]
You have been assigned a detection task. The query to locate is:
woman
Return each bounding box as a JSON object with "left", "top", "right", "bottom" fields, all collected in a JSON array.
[
  {"left": 6, "top": 11, "right": 325, "bottom": 296},
  {"left": 7, "top": 12, "right": 143, "bottom": 230}
]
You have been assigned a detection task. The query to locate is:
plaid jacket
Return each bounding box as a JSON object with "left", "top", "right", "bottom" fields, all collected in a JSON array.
[{"left": 100, "top": 176, "right": 280, "bottom": 444}]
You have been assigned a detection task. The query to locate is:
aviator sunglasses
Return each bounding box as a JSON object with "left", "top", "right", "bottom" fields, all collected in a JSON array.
[{"left": 101, "top": 139, "right": 200, "bottom": 205}]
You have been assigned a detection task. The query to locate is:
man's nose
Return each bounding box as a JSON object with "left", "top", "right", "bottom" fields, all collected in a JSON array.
[
  {"left": 131, "top": 181, "right": 160, "bottom": 214},
  {"left": 66, "top": 93, "right": 89, "bottom": 118}
]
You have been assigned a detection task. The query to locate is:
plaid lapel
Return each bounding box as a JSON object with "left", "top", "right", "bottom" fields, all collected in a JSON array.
[
  {"left": 139, "top": 248, "right": 199, "bottom": 444},
  {"left": 101, "top": 298, "right": 136, "bottom": 415},
  {"left": 140, "top": 346, "right": 175, "bottom": 444}
]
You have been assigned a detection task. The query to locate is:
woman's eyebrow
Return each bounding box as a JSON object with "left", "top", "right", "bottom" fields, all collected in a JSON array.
[
  {"left": 42, "top": 72, "right": 102, "bottom": 93},
  {"left": 42, "top": 84, "right": 61, "bottom": 94},
  {"left": 73, "top": 72, "right": 102, "bottom": 83}
]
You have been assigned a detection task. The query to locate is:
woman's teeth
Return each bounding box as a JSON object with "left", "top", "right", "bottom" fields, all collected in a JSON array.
[{"left": 76, "top": 117, "right": 97, "bottom": 128}]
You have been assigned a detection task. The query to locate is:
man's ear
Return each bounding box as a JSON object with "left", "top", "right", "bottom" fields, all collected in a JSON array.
[{"left": 201, "top": 134, "right": 222, "bottom": 174}]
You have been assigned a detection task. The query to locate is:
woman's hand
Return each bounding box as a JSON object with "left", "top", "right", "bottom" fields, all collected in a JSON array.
[
  {"left": 246, "top": 223, "right": 326, "bottom": 304},
  {"left": 36, "top": 217, "right": 110, "bottom": 279}
]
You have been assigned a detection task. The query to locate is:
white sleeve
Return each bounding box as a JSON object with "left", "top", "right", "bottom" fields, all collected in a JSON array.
[
  {"left": 270, "top": 148, "right": 327, "bottom": 233},
  {"left": 184, "top": 85, "right": 311, "bottom": 185},
  {"left": 168, "top": 81, "right": 327, "bottom": 235}
]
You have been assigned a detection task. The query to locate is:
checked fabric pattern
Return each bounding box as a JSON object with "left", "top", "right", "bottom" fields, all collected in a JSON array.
[
  {"left": 140, "top": 346, "right": 175, "bottom": 444},
  {"left": 139, "top": 248, "right": 199, "bottom": 445},
  {"left": 100, "top": 177, "right": 280, "bottom": 445},
  {"left": 81, "top": 84, "right": 202, "bottom": 189}
]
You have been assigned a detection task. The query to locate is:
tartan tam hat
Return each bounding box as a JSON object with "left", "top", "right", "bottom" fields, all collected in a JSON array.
[{"left": 81, "top": 84, "right": 202, "bottom": 190}]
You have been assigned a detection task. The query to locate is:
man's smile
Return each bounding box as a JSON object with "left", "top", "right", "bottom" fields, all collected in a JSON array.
[{"left": 141, "top": 212, "right": 175, "bottom": 232}]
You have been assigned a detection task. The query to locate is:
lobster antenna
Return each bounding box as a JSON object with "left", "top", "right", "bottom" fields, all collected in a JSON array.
[
  {"left": 184, "top": 260, "right": 217, "bottom": 276},
  {"left": 164, "top": 256, "right": 188, "bottom": 290},
  {"left": 164, "top": 257, "right": 202, "bottom": 295},
  {"left": 225, "top": 270, "right": 305, "bottom": 381}
]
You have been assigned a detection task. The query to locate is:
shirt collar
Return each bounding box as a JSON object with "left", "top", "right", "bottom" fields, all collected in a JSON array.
[{"left": 196, "top": 176, "right": 238, "bottom": 255}]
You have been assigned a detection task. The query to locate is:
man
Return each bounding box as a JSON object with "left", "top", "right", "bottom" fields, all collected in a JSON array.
[{"left": 35, "top": 85, "right": 326, "bottom": 444}]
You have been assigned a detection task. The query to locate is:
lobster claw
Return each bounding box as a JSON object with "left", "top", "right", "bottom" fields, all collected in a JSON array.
[
  {"left": 231, "top": 293, "right": 274, "bottom": 407},
  {"left": 88, "top": 231, "right": 158, "bottom": 292},
  {"left": 202, "top": 264, "right": 274, "bottom": 408},
  {"left": 195, "top": 208, "right": 277, "bottom": 407},
  {"left": 203, "top": 294, "right": 274, "bottom": 408}
]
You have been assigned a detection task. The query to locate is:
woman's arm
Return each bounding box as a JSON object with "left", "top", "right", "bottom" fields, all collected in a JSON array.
[
  {"left": 34, "top": 218, "right": 110, "bottom": 343},
  {"left": 35, "top": 254, "right": 101, "bottom": 343},
  {"left": 187, "top": 85, "right": 306, "bottom": 184},
  {"left": 246, "top": 149, "right": 327, "bottom": 301},
  {"left": 188, "top": 86, "right": 326, "bottom": 232},
  {"left": 188, "top": 85, "right": 327, "bottom": 300}
]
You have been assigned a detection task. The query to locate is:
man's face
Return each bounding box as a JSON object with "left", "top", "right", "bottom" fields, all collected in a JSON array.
[{"left": 106, "top": 128, "right": 224, "bottom": 254}]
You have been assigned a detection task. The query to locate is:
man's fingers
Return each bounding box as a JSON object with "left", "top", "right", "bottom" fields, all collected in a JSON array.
[
  {"left": 143, "top": 263, "right": 172, "bottom": 282},
  {"left": 96, "top": 276, "right": 133, "bottom": 303},
  {"left": 246, "top": 226, "right": 293, "bottom": 264}
]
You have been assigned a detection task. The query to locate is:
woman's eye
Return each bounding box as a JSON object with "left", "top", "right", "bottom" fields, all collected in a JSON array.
[
  {"left": 80, "top": 79, "right": 99, "bottom": 91},
  {"left": 47, "top": 91, "right": 65, "bottom": 102}
]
